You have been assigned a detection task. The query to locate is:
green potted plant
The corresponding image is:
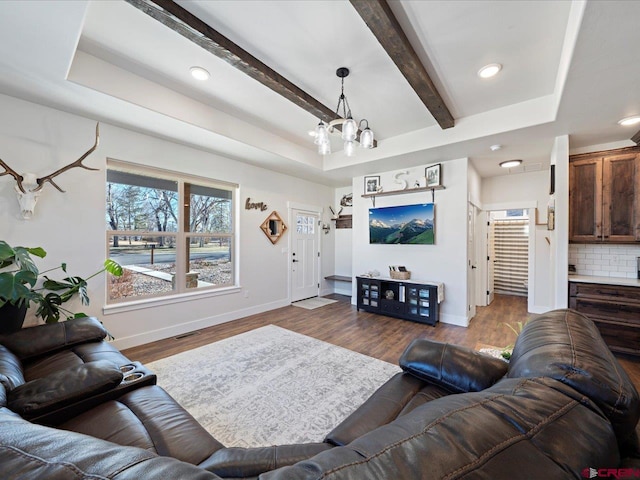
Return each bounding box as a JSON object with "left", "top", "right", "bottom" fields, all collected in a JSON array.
[
  {"left": 500, "top": 320, "right": 530, "bottom": 360},
  {"left": 0, "top": 240, "right": 122, "bottom": 334}
]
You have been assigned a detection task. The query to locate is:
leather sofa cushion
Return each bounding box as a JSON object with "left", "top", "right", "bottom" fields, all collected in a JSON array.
[
  {"left": 261, "top": 377, "right": 618, "bottom": 480},
  {"left": 0, "top": 317, "right": 107, "bottom": 361},
  {"left": 399, "top": 338, "right": 508, "bottom": 393},
  {"left": 24, "top": 341, "right": 131, "bottom": 381},
  {"left": 325, "top": 372, "right": 448, "bottom": 447},
  {"left": 59, "top": 385, "right": 225, "bottom": 466},
  {"left": 0, "top": 407, "right": 222, "bottom": 480},
  {"left": 8, "top": 360, "right": 123, "bottom": 417},
  {"left": 508, "top": 308, "right": 640, "bottom": 442},
  {"left": 0, "top": 344, "right": 25, "bottom": 391}
]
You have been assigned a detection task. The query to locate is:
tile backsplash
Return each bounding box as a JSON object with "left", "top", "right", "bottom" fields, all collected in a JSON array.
[{"left": 569, "top": 244, "right": 640, "bottom": 278}]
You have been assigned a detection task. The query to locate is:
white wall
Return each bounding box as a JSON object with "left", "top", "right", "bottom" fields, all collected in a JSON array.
[
  {"left": 332, "top": 186, "right": 353, "bottom": 296},
  {"left": 0, "top": 94, "right": 334, "bottom": 349},
  {"left": 481, "top": 169, "right": 552, "bottom": 312},
  {"left": 352, "top": 159, "right": 470, "bottom": 326}
]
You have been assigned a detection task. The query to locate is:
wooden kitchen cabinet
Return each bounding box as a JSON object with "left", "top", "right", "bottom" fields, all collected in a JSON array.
[
  {"left": 569, "top": 281, "right": 640, "bottom": 356},
  {"left": 569, "top": 146, "right": 640, "bottom": 243}
]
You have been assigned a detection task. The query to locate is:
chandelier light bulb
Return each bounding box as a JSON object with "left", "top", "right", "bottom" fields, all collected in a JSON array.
[
  {"left": 314, "top": 122, "right": 328, "bottom": 145},
  {"left": 342, "top": 117, "right": 357, "bottom": 142},
  {"left": 360, "top": 127, "right": 374, "bottom": 149},
  {"left": 318, "top": 140, "right": 331, "bottom": 155},
  {"left": 344, "top": 140, "right": 356, "bottom": 157}
]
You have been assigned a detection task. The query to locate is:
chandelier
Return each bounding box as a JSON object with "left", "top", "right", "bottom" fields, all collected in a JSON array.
[{"left": 313, "top": 67, "right": 375, "bottom": 156}]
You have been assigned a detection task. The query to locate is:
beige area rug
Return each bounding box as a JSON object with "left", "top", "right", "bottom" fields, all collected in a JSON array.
[
  {"left": 146, "top": 325, "right": 400, "bottom": 448},
  {"left": 291, "top": 297, "right": 338, "bottom": 310}
]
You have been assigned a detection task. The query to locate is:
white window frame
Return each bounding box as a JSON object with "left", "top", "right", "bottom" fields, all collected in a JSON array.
[{"left": 104, "top": 159, "right": 239, "bottom": 313}]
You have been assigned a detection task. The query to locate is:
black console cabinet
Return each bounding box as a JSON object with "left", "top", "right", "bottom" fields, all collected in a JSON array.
[{"left": 356, "top": 276, "right": 440, "bottom": 326}]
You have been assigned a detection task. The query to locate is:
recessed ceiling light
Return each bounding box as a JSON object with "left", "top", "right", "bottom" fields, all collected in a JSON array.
[
  {"left": 500, "top": 159, "right": 522, "bottom": 168},
  {"left": 618, "top": 116, "right": 640, "bottom": 126},
  {"left": 490, "top": 144, "right": 502, "bottom": 151},
  {"left": 190, "top": 66, "right": 210, "bottom": 81},
  {"left": 478, "top": 63, "right": 502, "bottom": 79}
]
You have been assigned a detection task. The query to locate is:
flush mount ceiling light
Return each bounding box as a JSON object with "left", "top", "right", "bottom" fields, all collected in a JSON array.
[
  {"left": 490, "top": 144, "right": 502, "bottom": 151},
  {"left": 500, "top": 159, "right": 523, "bottom": 168},
  {"left": 478, "top": 63, "right": 502, "bottom": 79},
  {"left": 189, "top": 66, "right": 210, "bottom": 81},
  {"left": 313, "top": 67, "right": 374, "bottom": 156},
  {"left": 618, "top": 116, "right": 640, "bottom": 126}
]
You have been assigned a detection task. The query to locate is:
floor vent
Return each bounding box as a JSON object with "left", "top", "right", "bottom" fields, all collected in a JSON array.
[{"left": 174, "top": 331, "right": 200, "bottom": 340}]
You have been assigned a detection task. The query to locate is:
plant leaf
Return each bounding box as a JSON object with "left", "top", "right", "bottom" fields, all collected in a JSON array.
[
  {"left": 12, "top": 246, "right": 40, "bottom": 275},
  {"left": 36, "top": 292, "right": 62, "bottom": 323},
  {"left": 0, "top": 241, "right": 14, "bottom": 263},
  {"left": 104, "top": 259, "right": 123, "bottom": 277},
  {"left": 0, "top": 270, "right": 38, "bottom": 302},
  {"left": 26, "top": 247, "right": 46, "bottom": 259}
]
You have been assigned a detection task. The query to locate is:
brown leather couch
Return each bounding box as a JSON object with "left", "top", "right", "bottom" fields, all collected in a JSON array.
[{"left": 0, "top": 309, "right": 638, "bottom": 479}]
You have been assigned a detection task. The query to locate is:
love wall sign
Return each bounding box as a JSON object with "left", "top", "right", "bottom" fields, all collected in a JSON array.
[{"left": 245, "top": 198, "right": 268, "bottom": 211}]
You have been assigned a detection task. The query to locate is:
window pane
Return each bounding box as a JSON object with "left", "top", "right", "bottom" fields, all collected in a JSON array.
[
  {"left": 107, "top": 170, "right": 178, "bottom": 233},
  {"left": 186, "top": 236, "right": 233, "bottom": 288},
  {"left": 187, "top": 183, "right": 232, "bottom": 234},
  {"left": 108, "top": 235, "right": 177, "bottom": 301}
]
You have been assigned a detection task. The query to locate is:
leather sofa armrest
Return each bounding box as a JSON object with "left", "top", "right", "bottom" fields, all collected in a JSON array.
[
  {"left": 199, "top": 443, "right": 333, "bottom": 478},
  {"left": 399, "top": 339, "right": 508, "bottom": 393},
  {"left": 8, "top": 360, "right": 122, "bottom": 418},
  {"left": 0, "top": 317, "right": 107, "bottom": 361}
]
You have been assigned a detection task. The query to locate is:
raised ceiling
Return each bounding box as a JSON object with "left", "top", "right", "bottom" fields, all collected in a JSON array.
[{"left": 0, "top": 0, "right": 639, "bottom": 186}]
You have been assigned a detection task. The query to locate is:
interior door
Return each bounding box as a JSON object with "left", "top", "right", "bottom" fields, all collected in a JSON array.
[
  {"left": 291, "top": 210, "right": 320, "bottom": 302},
  {"left": 487, "top": 213, "right": 495, "bottom": 305},
  {"left": 467, "top": 203, "right": 477, "bottom": 319}
]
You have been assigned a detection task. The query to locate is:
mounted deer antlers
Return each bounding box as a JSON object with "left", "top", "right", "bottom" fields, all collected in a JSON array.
[
  {"left": 33, "top": 123, "right": 100, "bottom": 192},
  {"left": 1, "top": 122, "right": 100, "bottom": 219}
]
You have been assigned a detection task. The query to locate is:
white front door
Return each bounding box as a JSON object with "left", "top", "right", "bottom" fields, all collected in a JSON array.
[{"left": 291, "top": 210, "right": 320, "bottom": 302}]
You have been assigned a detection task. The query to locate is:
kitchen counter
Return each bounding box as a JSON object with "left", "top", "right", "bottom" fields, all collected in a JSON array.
[{"left": 568, "top": 274, "right": 640, "bottom": 287}]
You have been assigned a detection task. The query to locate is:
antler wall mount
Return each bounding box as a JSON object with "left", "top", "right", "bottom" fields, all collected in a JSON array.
[{"left": 0, "top": 122, "right": 100, "bottom": 220}]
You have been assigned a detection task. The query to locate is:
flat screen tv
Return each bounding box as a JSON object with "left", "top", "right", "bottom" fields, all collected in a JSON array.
[{"left": 369, "top": 203, "right": 435, "bottom": 244}]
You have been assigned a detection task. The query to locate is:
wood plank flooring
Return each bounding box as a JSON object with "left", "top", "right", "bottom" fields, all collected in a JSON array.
[{"left": 122, "top": 293, "right": 640, "bottom": 391}]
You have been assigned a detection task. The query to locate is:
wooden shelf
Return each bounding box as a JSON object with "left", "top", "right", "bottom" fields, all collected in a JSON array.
[
  {"left": 362, "top": 185, "right": 445, "bottom": 205},
  {"left": 361, "top": 185, "right": 445, "bottom": 199}
]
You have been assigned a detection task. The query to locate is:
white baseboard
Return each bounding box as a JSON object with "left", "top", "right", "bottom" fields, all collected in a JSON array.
[
  {"left": 440, "top": 313, "right": 469, "bottom": 327},
  {"left": 111, "top": 298, "right": 290, "bottom": 350}
]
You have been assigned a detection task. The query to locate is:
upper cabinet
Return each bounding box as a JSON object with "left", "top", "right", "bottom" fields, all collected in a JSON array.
[{"left": 569, "top": 147, "right": 640, "bottom": 243}]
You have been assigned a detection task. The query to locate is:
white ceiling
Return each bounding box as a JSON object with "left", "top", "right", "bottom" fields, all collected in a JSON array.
[{"left": 0, "top": 0, "right": 639, "bottom": 186}]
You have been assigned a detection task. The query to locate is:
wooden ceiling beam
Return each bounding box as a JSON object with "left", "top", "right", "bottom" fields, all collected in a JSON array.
[
  {"left": 349, "top": 0, "right": 455, "bottom": 129},
  {"left": 632, "top": 129, "right": 640, "bottom": 145},
  {"left": 125, "top": 0, "right": 376, "bottom": 146}
]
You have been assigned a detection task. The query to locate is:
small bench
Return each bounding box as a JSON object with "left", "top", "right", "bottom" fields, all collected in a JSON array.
[{"left": 324, "top": 275, "right": 352, "bottom": 283}]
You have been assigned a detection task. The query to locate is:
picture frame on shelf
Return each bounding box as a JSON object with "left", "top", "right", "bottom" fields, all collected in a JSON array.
[
  {"left": 425, "top": 163, "right": 442, "bottom": 188},
  {"left": 364, "top": 175, "right": 381, "bottom": 194}
]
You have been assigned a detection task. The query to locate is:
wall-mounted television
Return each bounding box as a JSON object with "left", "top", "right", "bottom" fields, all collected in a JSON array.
[{"left": 369, "top": 203, "right": 435, "bottom": 244}]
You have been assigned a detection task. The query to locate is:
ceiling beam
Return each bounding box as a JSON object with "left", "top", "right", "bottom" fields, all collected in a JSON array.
[
  {"left": 125, "top": 0, "right": 375, "bottom": 146},
  {"left": 632, "top": 129, "right": 640, "bottom": 145},
  {"left": 349, "top": 0, "right": 454, "bottom": 130}
]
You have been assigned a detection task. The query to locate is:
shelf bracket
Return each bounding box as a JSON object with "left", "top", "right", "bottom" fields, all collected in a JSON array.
[
  {"left": 431, "top": 188, "right": 435, "bottom": 203},
  {"left": 370, "top": 195, "right": 376, "bottom": 207}
]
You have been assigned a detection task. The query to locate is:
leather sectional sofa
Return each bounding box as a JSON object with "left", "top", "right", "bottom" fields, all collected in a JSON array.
[{"left": 0, "top": 309, "right": 638, "bottom": 479}]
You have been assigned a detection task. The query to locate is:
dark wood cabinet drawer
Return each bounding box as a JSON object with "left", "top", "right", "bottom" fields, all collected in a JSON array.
[
  {"left": 592, "top": 319, "right": 640, "bottom": 356},
  {"left": 381, "top": 299, "right": 405, "bottom": 315},
  {"left": 569, "top": 280, "right": 640, "bottom": 356}
]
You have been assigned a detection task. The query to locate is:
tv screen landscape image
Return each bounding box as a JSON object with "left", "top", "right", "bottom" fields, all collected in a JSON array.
[{"left": 369, "top": 203, "right": 435, "bottom": 244}]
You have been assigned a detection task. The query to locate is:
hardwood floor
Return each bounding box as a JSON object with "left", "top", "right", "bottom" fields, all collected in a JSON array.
[{"left": 122, "top": 293, "right": 640, "bottom": 391}]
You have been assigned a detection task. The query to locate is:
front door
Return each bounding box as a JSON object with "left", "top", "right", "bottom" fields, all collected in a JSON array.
[{"left": 291, "top": 210, "right": 320, "bottom": 302}]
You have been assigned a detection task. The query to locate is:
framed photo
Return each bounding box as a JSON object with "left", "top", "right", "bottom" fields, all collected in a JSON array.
[
  {"left": 364, "top": 175, "right": 381, "bottom": 194},
  {"left": 425, "top": 163, "right": 442, "bottom": 188}
]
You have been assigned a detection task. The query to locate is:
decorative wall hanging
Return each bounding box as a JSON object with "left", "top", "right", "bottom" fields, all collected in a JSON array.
[
  {"left": 245, "top": 197, "right": 268, "bottom": 211},
  {"left": 364, "top": 175, "right": 381, "bottom": 194},
  {"left": 260, "top": 210, "right": 287, "bottom": 244},
  {"left": 340, "top": 193, "right": 353, "bottom": 207},
  {"left": 425, "top": 163, "right": 442, "bottom": 188},
  {"left": 0, "top": 122, "right": 100, "bottom": 220}
]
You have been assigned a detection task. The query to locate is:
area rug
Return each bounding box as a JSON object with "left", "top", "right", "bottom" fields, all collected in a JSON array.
[
  {"left": 147, "top": 325, "right": 400, "bottom": 447},
  {"left": 291, "top": 297, "right": 338, "bottom": 309}
]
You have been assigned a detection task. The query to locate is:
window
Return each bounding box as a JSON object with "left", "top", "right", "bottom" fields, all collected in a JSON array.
[{"left": 106, "top": 164, "right": 236, "bottom": 303}]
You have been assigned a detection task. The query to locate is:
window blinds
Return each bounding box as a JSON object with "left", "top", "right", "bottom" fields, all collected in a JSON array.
[{"left": 492, "top": 219, "right": 528, "bottom": 296}]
